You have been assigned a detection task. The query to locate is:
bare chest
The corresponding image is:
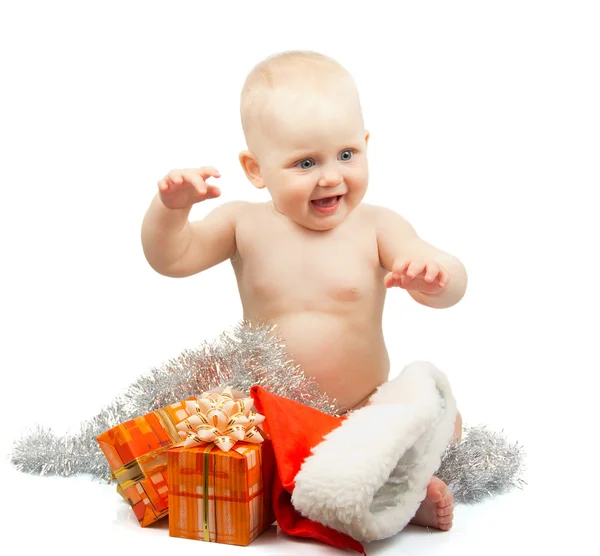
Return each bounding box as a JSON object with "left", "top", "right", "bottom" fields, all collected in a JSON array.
[{"left": 233, "top": 205, "right": 385, "bottom": 314}]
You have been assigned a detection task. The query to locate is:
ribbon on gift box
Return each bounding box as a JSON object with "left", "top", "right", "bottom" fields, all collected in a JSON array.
[
  {"left": 169, "top": 387, "right": 271, "bottom": 544},
  {"left": 175, "top": 387, "right": 266, "bottom": 452}
]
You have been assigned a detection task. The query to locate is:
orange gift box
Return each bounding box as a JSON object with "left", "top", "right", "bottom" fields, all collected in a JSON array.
[
  {"left": 168, "top": 440, "right": 275, "bottom": 546},
  {"left": 96, "top": 399, "right": 192, "bottom": 526}
]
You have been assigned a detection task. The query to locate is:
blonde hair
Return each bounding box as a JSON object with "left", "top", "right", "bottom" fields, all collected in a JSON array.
[{"left": 240, "top": 51, "right": 359, "bottom": 150}]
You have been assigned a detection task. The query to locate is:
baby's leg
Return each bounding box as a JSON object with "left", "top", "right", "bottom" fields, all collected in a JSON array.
[{"left": 409, "top": 410, "right": 461, "bottom": 531}]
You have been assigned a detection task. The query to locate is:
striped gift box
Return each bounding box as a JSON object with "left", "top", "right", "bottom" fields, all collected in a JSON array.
[
  {"left": 168, "top": 440, "right": 275, "bottom": 545},
  {"left": 96, "top": 399, "right": 192, "bottom": 526}
]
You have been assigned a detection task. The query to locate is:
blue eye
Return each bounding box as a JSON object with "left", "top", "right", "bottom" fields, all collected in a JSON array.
[
  {"left": 339, "top": 150, "right": 353, "bottom": 161},
  {"left": 298, "top": 159, "right": 315, "bottom": 169}
]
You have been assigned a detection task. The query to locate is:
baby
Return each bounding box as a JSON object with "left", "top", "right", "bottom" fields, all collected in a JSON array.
[{"left": 141, "top": 51, "right": 467, "bottom": 532}]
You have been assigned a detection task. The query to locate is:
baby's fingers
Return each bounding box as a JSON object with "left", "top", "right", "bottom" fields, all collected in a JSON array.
[
  {"left": 184, "top": 167, "right": 221, "bottom": 195},
  {"left": 180, "top": 170, "right": 209, "bottom": 194},
  {"left": 424, "top": 262, "right": 441, "bottom": 283},
  {"left": 197, "top": 166, "right": 221, "bottom": 181},
  {"left": 406, "top": 261, "right": 426, "bottom": 279},
  {"left": 157, "top": 178, "right": 169, "bottom": 192},
  {"left": 438, "top": 266, "right": 451, "bottom": 288},
  {"left": 384, "top": 271, "right": 402, "bottom": 288},
  {"left": 391, "top": 260, "right": 410, "bottom": 279},
  {"left": 166, "top": 169, "right": 184, "bottom": 186},
  {"left": 205, "top": 185, "right": 222, "bottom": 199}
]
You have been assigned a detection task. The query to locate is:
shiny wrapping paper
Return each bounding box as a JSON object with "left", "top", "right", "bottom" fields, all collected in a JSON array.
[
  {"left": 96, "top": 399, "right": 192, "bottom": 526},
  {"left": 168, "top": 440, "right": 275, "bottom": 545}
]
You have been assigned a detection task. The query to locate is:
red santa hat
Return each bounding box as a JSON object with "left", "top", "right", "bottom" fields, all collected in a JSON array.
[{"left": 250, "top": 361, "right": 457, "bottom": 554}]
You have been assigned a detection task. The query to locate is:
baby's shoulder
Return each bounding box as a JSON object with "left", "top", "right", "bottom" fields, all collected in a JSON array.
[
  {"left": 212, "top": 199, "right": 265, "bottom": 221},
  {"left": 358, "top": 202, "right": 409, "bottom": 224},
  {"left": 231, "top": 200, "right": 270, "bottom": 221},
  {"left": 355, "top": 202, "right": 392, "bottom": 225},
  {"left": 355, "top": 203, "right": 415, "bottom": 238},
  {"left": 225, "top": 200, "right": 275, "bottom": 235}
]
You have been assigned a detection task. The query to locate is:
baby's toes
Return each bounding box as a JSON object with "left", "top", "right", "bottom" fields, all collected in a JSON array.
[
  {"left": 437, "top": 504, "right": 453, "bottom": 518},
  {"left": 437, "top": 516, "right": 453, "bottom": 530},
  {"left": 439, "top": 486, "right": 453, "bottom": 507},
  {"left": 437, "top": 500, "right": 454, "bottom": 530}
]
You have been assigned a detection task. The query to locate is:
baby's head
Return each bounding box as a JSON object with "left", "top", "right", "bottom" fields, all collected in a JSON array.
[{"left": 239, "top": 51, "right": 369, "bottom": 231}]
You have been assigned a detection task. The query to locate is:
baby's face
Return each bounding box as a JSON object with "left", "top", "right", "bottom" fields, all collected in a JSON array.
[{"left": 252, "top": 91, "right": 369, "bottom": 231}]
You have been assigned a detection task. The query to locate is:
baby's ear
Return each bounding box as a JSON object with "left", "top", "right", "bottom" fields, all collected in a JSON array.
[
  {"left": 239, "top": 151, "right": 265, "bottom": 189},
  {"left": 364, "top": 130, "right": 370, "bottom": 146}
]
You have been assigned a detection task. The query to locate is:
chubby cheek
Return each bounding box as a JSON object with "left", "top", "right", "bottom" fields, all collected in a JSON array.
[
  {"left": 347, "top": 165, "right": 369, "bottom": 194},
  {"left": 280, "top": 178, "right": 313, "bottom": 209},
  {"left": 291, "top": 185, "right": 311, "bottom": 204}
]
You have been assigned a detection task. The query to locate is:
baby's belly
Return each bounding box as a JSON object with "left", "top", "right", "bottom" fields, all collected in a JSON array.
[{"left": 258, "top": 311, "right": 390, "bottom": 411}]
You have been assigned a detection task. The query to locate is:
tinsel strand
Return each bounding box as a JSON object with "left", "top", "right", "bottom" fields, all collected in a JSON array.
[
  {"left": 10, "top": 321, "right": 526, "bottom": 504},
  {"left": 10, "top": 321, "right": 339, "bottom": 482},
  {"left": 435, "top": 425, "right": 526, "bottom": 504}
]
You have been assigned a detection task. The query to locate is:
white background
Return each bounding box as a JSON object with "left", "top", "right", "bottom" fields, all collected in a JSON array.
[{"left": 1, "top": 1, "right": 598, "bottom": 554}]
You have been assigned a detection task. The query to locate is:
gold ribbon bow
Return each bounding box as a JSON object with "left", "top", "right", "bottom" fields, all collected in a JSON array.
[{"left": 175, "top": 387, "right": 265, "bottom": 452}]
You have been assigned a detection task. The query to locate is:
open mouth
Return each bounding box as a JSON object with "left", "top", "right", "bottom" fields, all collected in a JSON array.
[{"left": 311, "top": 195, "right": 342, "bottom": 212}]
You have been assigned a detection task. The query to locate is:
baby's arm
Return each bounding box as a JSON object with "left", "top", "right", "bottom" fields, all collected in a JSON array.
[
  {"left": 375, "top": 206, "right": 467, "bottom": 309},
  {"left": 141, "top": 167, "right": 246, "bottom": 278}
]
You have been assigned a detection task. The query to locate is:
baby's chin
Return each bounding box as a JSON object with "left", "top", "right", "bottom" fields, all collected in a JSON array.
[
  {"left": 298, "top": 209, "right": 349, "bottom": 232},
  {"left": 302, "top": 220, "right": 339, "bottom": 232},
  {"left": 271, "top": 199, "right": 351, "bottom": 231}
]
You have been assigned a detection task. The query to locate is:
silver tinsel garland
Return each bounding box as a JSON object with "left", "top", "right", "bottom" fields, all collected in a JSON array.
[
  {"left": 10, "top": 321, "right": 338, "bottom": 482},
  {"left": 436, "top": 426, "right": 526, "bottom": 504},
  {"left": 10, "top": 321, "right": 525, "bottom": 504}
]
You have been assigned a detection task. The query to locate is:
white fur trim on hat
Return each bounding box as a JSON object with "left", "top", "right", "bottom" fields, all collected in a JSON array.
[{"left": 291, "top": 361, "right": 457, "bottom": 542}]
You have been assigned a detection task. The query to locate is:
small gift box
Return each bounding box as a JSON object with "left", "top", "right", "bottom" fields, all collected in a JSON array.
[
  {"left": 96, "top": 399, "right": 192, "bottom": 526},
  {"left": 167, "top": 388, "right": 275, "bottom": 545}
]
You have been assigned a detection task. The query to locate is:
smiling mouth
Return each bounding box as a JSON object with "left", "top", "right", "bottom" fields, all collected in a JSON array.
[{"left": 311, "top": 195, "right": 342, "bottom": 208}]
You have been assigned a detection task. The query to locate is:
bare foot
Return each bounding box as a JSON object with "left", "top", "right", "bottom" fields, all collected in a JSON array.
[{"left": 410, "top": 477, "right": 454, "bottom": 531}]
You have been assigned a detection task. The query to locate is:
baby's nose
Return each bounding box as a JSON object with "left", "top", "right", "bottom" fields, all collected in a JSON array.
[{"left": 318, "top": 170, "right": 343, "bottom": 187}]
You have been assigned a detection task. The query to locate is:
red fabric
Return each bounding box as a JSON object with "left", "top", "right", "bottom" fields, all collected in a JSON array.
[
  {"left": 260, "top": 438, "right": 277, "bottom": 528},
  {"left": 251, "top": 386, "right": 366, "bottom": 555}
]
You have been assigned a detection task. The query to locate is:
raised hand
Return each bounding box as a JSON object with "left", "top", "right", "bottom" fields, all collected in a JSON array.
[
  {"left": 157, "top": 166, "right": 222, "bottom": 210},
  {"left": 384, "top": 260, "right": 450, "bottom": 295}
]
